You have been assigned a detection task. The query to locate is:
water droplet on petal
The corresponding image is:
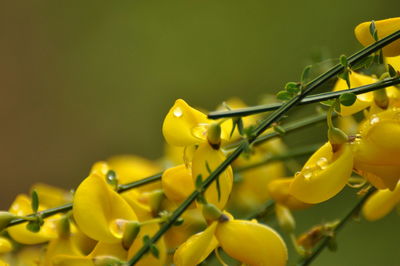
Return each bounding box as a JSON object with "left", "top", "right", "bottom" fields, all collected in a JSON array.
[
  {"left": 173, "top": 107, "right": 183, "bottom": 117},
  {"left": 302, "top": 167, "right": 313, "bottom": 180},
  {"left": 316, "top": 157, "right": 329, "bottom": 170},
  {"left": 370, "top": 115, "right": 379, "bottom": 125}
]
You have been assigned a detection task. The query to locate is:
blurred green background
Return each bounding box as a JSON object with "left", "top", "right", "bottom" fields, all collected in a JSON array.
[{"left": 1, "top": 1, "right": 399, "bottom": 265}]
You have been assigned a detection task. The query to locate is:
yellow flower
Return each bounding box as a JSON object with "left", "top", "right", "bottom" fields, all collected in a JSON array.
[
  {"left": 7, "top": 194, "right": 58, "bottom": 245},
  {"left": 173, "top": 222, "right": 218, "bottom": 266},
  {"left": 355, "top": 17, "right": 400, "bottom": 57},
  {"left": 352, "top": 108, "right": 400, "bottom": 190},
  {"left": 73, "top": 166, "right": 138, "bottom": 243},
  {"left": 268, "top": 178, "right": 311, "bottom": 210},
  {"left": 289, "top": 142, "right": 353, "bottom": 204},
  {"left": 362, "top": 182, "right": 400, "bottom": 221},
  {"left": 162, "top": 164, "right": 195, "bottom": 204},
  {"left": 162, "top": 99, "right": 233, "bottom": 209},
  {"left": 215, "top": 219, "right": 288, "bottom": 266}
]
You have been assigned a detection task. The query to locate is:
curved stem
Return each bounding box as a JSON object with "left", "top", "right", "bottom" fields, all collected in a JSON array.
[
  {"left": 127, "top": 29, "right": 400, "bottom": 265},
  {"left": 208, "top": 76, "right": 400, "bottom": 119},
  {"left": 297, "top": 187, "right": 377, "bottom": 266}
]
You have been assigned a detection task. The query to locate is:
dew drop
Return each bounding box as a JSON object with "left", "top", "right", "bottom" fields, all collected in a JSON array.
[
  {"left": 173, "top": 107, "right": 183, "bottom": 117},
  {"left": 302, "top": 167, "right": 313, "bottom": 180},
  {"left": 370, "top": 115, "right": 380, "bottom": 125},
  {"left": 316, "top": 157, "right": 329, "bottom": 170}
]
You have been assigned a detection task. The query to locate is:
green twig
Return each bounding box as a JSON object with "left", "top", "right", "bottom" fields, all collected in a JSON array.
[{"left": 208, "top": 75, "right": 400, "bottom": 119}]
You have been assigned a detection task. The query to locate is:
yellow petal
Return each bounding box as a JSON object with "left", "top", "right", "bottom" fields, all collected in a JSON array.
[
  {"left": 355, "top": 17, "right": 400, "bottom": 57},
  {"left": 162, "top": 99, "right": 209, "bottom": 146},
  {"left": 0, "top": 238, "right": 12, "bottom": 254},
  {"left": 386, "top": 55, "right": 400, "bottom": 71},
  {"left": 333, "top": 72, "right": 375, "bottom": 116},
  {"left": 128, "top": 223, "right": 167, "bottom": 266},
  {"left": 7, "top": 194, "right": 58, "bottom": 244},
  {"left": 192, "top": 143, "right": 233, "bottom": 210},
  {"left": 73, "top": 172, "right": 137, "bottom": 243},
  {"left": 289, "top": 143, "right": 353, "bottom": 204},
  {"left": 44, "top": 236, "right": 84, "bottom": 266},
  {"left": 162, "top": 164, "right": 195, "bottom": 203},
  {"left": 362, "top": 182, "right": 400, "bottom": 221},
  {"left": 174, "top": 222, "right": 218, "bottom": 266},
  {"left": 215, "top": 219, "right": 287, "bottom": 266},
  {"left": 52, "top": 255, "right": 93, "bottom": 266},
  {"left": 90, "top": 242, "right": 127, "bottom": 261},
  {"left": 268, "top": 178, "right": 311, "bottom": 210}
]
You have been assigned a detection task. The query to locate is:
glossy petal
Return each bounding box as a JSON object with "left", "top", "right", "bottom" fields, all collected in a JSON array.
[
  {"left": 215, "top": 220, "right": 287, "bottom": 266},
  {"left": 174, "top": 222, "right": 218, "bottom": 266},
  {"left": 352, "top": 109, "right": 400, "bottom": 190},
  {"left": 192, "top": 143, "right": 233, "bottom": 210},
  {"left": 268, "top": 178, "right": 311, "bottom": 210},
  {"left": 290, "top": 142, "right": 353, "bottom": 204},
  {"left": 362, "top": 182, "right": 400, "bottom": 221},
  {"left": 162, "top": 164, "right": 195, "bottom": 203},
  {"left": 162, "top": 99, "right": 209, "bottom": 147},
  {"left": 333, "top": 72, "right": 375, "bottom": 116},
  {"left": 355, "top": 17, "right": 400, "bottom": 57},
  {"left": 7, "top": 194, "right": 58, "bottom": 244},
  {"left": 73, "top": 172, "right": 137, "bottom": 243}
]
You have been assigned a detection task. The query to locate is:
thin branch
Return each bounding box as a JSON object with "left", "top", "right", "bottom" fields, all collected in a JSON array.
[{"left": 208, "top": 76, "right": 400, "bottom": 119}]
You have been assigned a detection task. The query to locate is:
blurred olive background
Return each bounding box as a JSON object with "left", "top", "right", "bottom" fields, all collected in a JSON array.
[{"left": 1, "top": 1, "right": 399, "bottom": 265}]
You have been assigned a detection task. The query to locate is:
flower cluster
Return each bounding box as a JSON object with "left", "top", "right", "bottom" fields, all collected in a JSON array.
[{"left": 0, "top": 17, "right": 400, "bottom": 266}]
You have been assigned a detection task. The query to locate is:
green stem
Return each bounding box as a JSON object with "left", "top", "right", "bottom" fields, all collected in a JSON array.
[
  {"left": 297, "top": 187, "right": 377, "bottom": 266},
  {"left": 208, "top": 76, "right": 400, "bottom": 119},
  {"left": 127, "top": 29, "right": 400, "bottom": 265}
]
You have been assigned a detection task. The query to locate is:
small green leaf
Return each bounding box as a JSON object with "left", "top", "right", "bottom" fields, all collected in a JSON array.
[
  {"left": 216, "top": 176, "right": 221, "bottom": 202},
  {"left": 229, "top": 118, "right": 238, "bottom": 138},
  {"left": 26, "top": 221, "right": 41, "bottom": 233},
  {"left": 237, "top": 117, "right": 244, "bottom": 136},
  {"left": 150, "top": 244, "right": 160, "bottom": 258},
  {"left": 196, "top": 194, "right": 207, "bottom": 204},
  {"left": 276, "top": 91, "right": 291, "bottom": 101},
  {"left": 273, "top": 125, "right": 286, "bottom": 135},
  {"left": 195, "top": 174, "right": 203, "bottom": 189},
  {"left": 142, "top": 235, "right": 151, "bottom": 245},
  {"left": 31, "top": 190, "right": 39, "bottom": 213},
  {"left": 388, "top": 64, "right": 398, "bottom": 77},
  {"left": 339, "top": 93, "right": 357, "bottom": 106},
  {"left": 205, "top": 161, "right": 212, "bottom": 174},
  {"left": 369, "top": 20, "right": 378, "bottom": 41},
  {"left": 285, "top": 82, "right": 300, "bottom": 94},
  {"left": 339, "top": 55, "right": 348, "bottom": 67},
  {"left": 301, "top": 65, "right": 312, "bottom": 84}
]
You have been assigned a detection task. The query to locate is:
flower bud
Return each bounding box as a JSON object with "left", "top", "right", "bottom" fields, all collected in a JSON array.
[
  {"left": 207, "top": 123, "right": 221, "bottom": 149},
  {"left": 202, "top": 203, "right": 222, "bottom": 223},
  {"left": 275, "top": 204, "right": 296, "bottom": 233},
  {"left": 122, "top": 221, "right": 141, "bottom": 250}
]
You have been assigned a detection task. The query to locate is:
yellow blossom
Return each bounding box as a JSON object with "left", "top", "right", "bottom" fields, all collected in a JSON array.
[
  {"left": 289, "top": 142, "right": 353, "bottom": 204},
  {"left": 355, "top": 17, "right": 400, "bottom": 57},
  {"left": 73, "top": 170, "right": 138, "bottom": 243},
  {"left": 268, "top": 178, "right": 311, "bottom": 210}
]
